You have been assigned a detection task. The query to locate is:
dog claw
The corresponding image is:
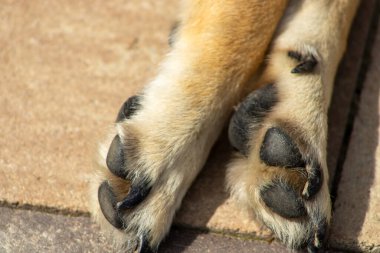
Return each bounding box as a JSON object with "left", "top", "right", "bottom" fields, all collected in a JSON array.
[
  {"left": 117, "top": 181, "right": 152, "bottom": 210},
  {"left": 288, "top": 50, "right": 318, "bottom": 74},
  {"left": 307, "top": 219, "right": 327, "bottom": 253},
  {"left": 116, "top": 95, "right": 141, "bottom": 122},
  {"left": 137, "top": 234, "right": 155, "bottom": 253},
  {"left": 303, "top": 159, "right": 323, "bottom": 200}
]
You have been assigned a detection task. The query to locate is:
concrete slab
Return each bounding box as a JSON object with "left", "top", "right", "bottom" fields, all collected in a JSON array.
[
  {"left": 0, "top": 207, "right": 111, "bottom": 253},
  {"left": 330, "top": 15, "right": 380, "bottom": 252},
  {"left": 0, "top": 206, "right": 291, "bottom": 253},
  {"left": 0, "top": 0, "right": 178, "bottom": 211},
  {"left": 160, "top": 227, "right": 291, "bottom": 253}
]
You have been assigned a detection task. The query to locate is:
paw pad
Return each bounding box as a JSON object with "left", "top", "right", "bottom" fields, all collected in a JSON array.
[
  {"left": 260, "top": 127, "right": 305, "bottom": 168},
  {"left": 98, "top": 181, "right": 124, "bottom": 229},
  {"left": 260, "top": 180, "right": 307, "bottom": 218},
  {"left": 106, "top": 135, "right": 127, "bottom": 178}
]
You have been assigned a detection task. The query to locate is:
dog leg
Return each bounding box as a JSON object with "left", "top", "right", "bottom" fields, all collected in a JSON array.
[{"left": 227, "top": 1, "right": 359, "bottom": 252}]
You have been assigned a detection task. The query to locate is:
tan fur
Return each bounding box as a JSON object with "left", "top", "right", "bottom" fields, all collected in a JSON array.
[{"left": 90, "top": 0, "right": 359, "bottom": 251}]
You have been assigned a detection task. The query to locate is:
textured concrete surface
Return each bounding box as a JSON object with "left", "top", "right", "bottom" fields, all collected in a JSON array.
[
  {"left": 0, "top": 206, "right": 291, "bottom": 253},
  {"left": 0, "top": 206, "right": 112, "bottom": 253},
  {"left": 0, "top": 0, "right": 178, "bottom": 211},
  {"left": 330, "top": 15, "right": 380, "bottom": 253},
  {"left": 160, "top": 227, "right": 290, "bottom": 253}
]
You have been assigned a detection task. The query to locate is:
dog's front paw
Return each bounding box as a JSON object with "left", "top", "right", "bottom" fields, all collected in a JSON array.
[
  {"left": 91, "top": 95, "right": 156, "bottom": 252},
  {"left": 91, "top": 94, "right": 203, "bottom": 252},
  {"left": 227, "top": 48, "right": 331, "bottom": 252}
]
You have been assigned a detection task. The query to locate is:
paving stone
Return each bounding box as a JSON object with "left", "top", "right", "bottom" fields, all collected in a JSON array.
[
  {"left": 0, "top": 0, "right": 178, "bottom": 211},
  {"left": 0, "top": 207, "right": 111, "bottom": 253},
  {"left": 160, "top": 227, "right": 291, "bottom": 253},
  {"left": 0, "top": 206, "right": 291, "bottom": 253},
  {"left": 330, "top": 14, "right": 380, "bottom": 253}
]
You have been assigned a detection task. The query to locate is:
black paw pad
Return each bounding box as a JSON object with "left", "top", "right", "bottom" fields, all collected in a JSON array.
[
  {"left": 106, "top": 135, "right": 128, "bottom": 178},
  {"left": 288, "top": 51, "right": 318, "bottom": 74},
  {"left": 260, "top": 127, "right": 305, "bottom": 168},
  {"left": 116, "top": 95, "right": 141, "bottom": 122},
  {"left": 303, "top": 159, "right": 323, "bottom": 200},
  {"left": 117, "top": 181, "right": 152, "bottom": 210},
  {"left": 260, "top": 181, "right": 307, "bottom": 218},
  {"left": 228, "top": 84, "right": 277, "bottom": 155},
  {"left": 98, "top": 181, "right": 124, "bottom": 229}
]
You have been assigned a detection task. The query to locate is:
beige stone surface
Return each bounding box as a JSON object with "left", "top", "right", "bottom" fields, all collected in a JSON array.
[
  {"left": 330, "top": 18, "right": 380, "bottom": 252},
  {"left": 0, "top": 0, "right": 178, "bottom": 211}
]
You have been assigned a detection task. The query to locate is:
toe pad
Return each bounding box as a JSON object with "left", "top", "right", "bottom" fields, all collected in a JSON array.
[
  {"left": 106, "top": 135, "right": 128, "bottom": 178},
  {"left": 260, "top": 127, "right": 305, "bottom": 168},
  {"left": 228, "top": 84, "right": 277, "bottom": 155},
  {"left": 98, "top": 181, "right": 124, "bottom": 229},
  {"left": 260, "top": 180, "right": 306, "bottom": 218}
]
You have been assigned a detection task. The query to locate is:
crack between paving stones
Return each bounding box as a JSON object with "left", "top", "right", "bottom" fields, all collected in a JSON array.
[{"left": 0, "top": 200, "right": 90, "bottom": 217}]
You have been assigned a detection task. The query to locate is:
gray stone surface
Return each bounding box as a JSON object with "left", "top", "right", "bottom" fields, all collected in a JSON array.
[
  {"left": 0, "top": 207, "right": 111, "bottom": 253},
  {"left": 160, "top": 227, "right": 291, "bottom": 253},
  {"left": 0, "top": 206, "right": 292, "bottom": 253}
]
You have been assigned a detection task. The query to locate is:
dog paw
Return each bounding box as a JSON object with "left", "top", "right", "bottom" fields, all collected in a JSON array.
[
  {"left": 91, "top": 95, "right": 156, "bottom": 252},
  {"left": 91, "top": 93, "right": 205, "bottom": 253},
  {"left": 227, "top": 48, "right": 331, "bottom": 252}
]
